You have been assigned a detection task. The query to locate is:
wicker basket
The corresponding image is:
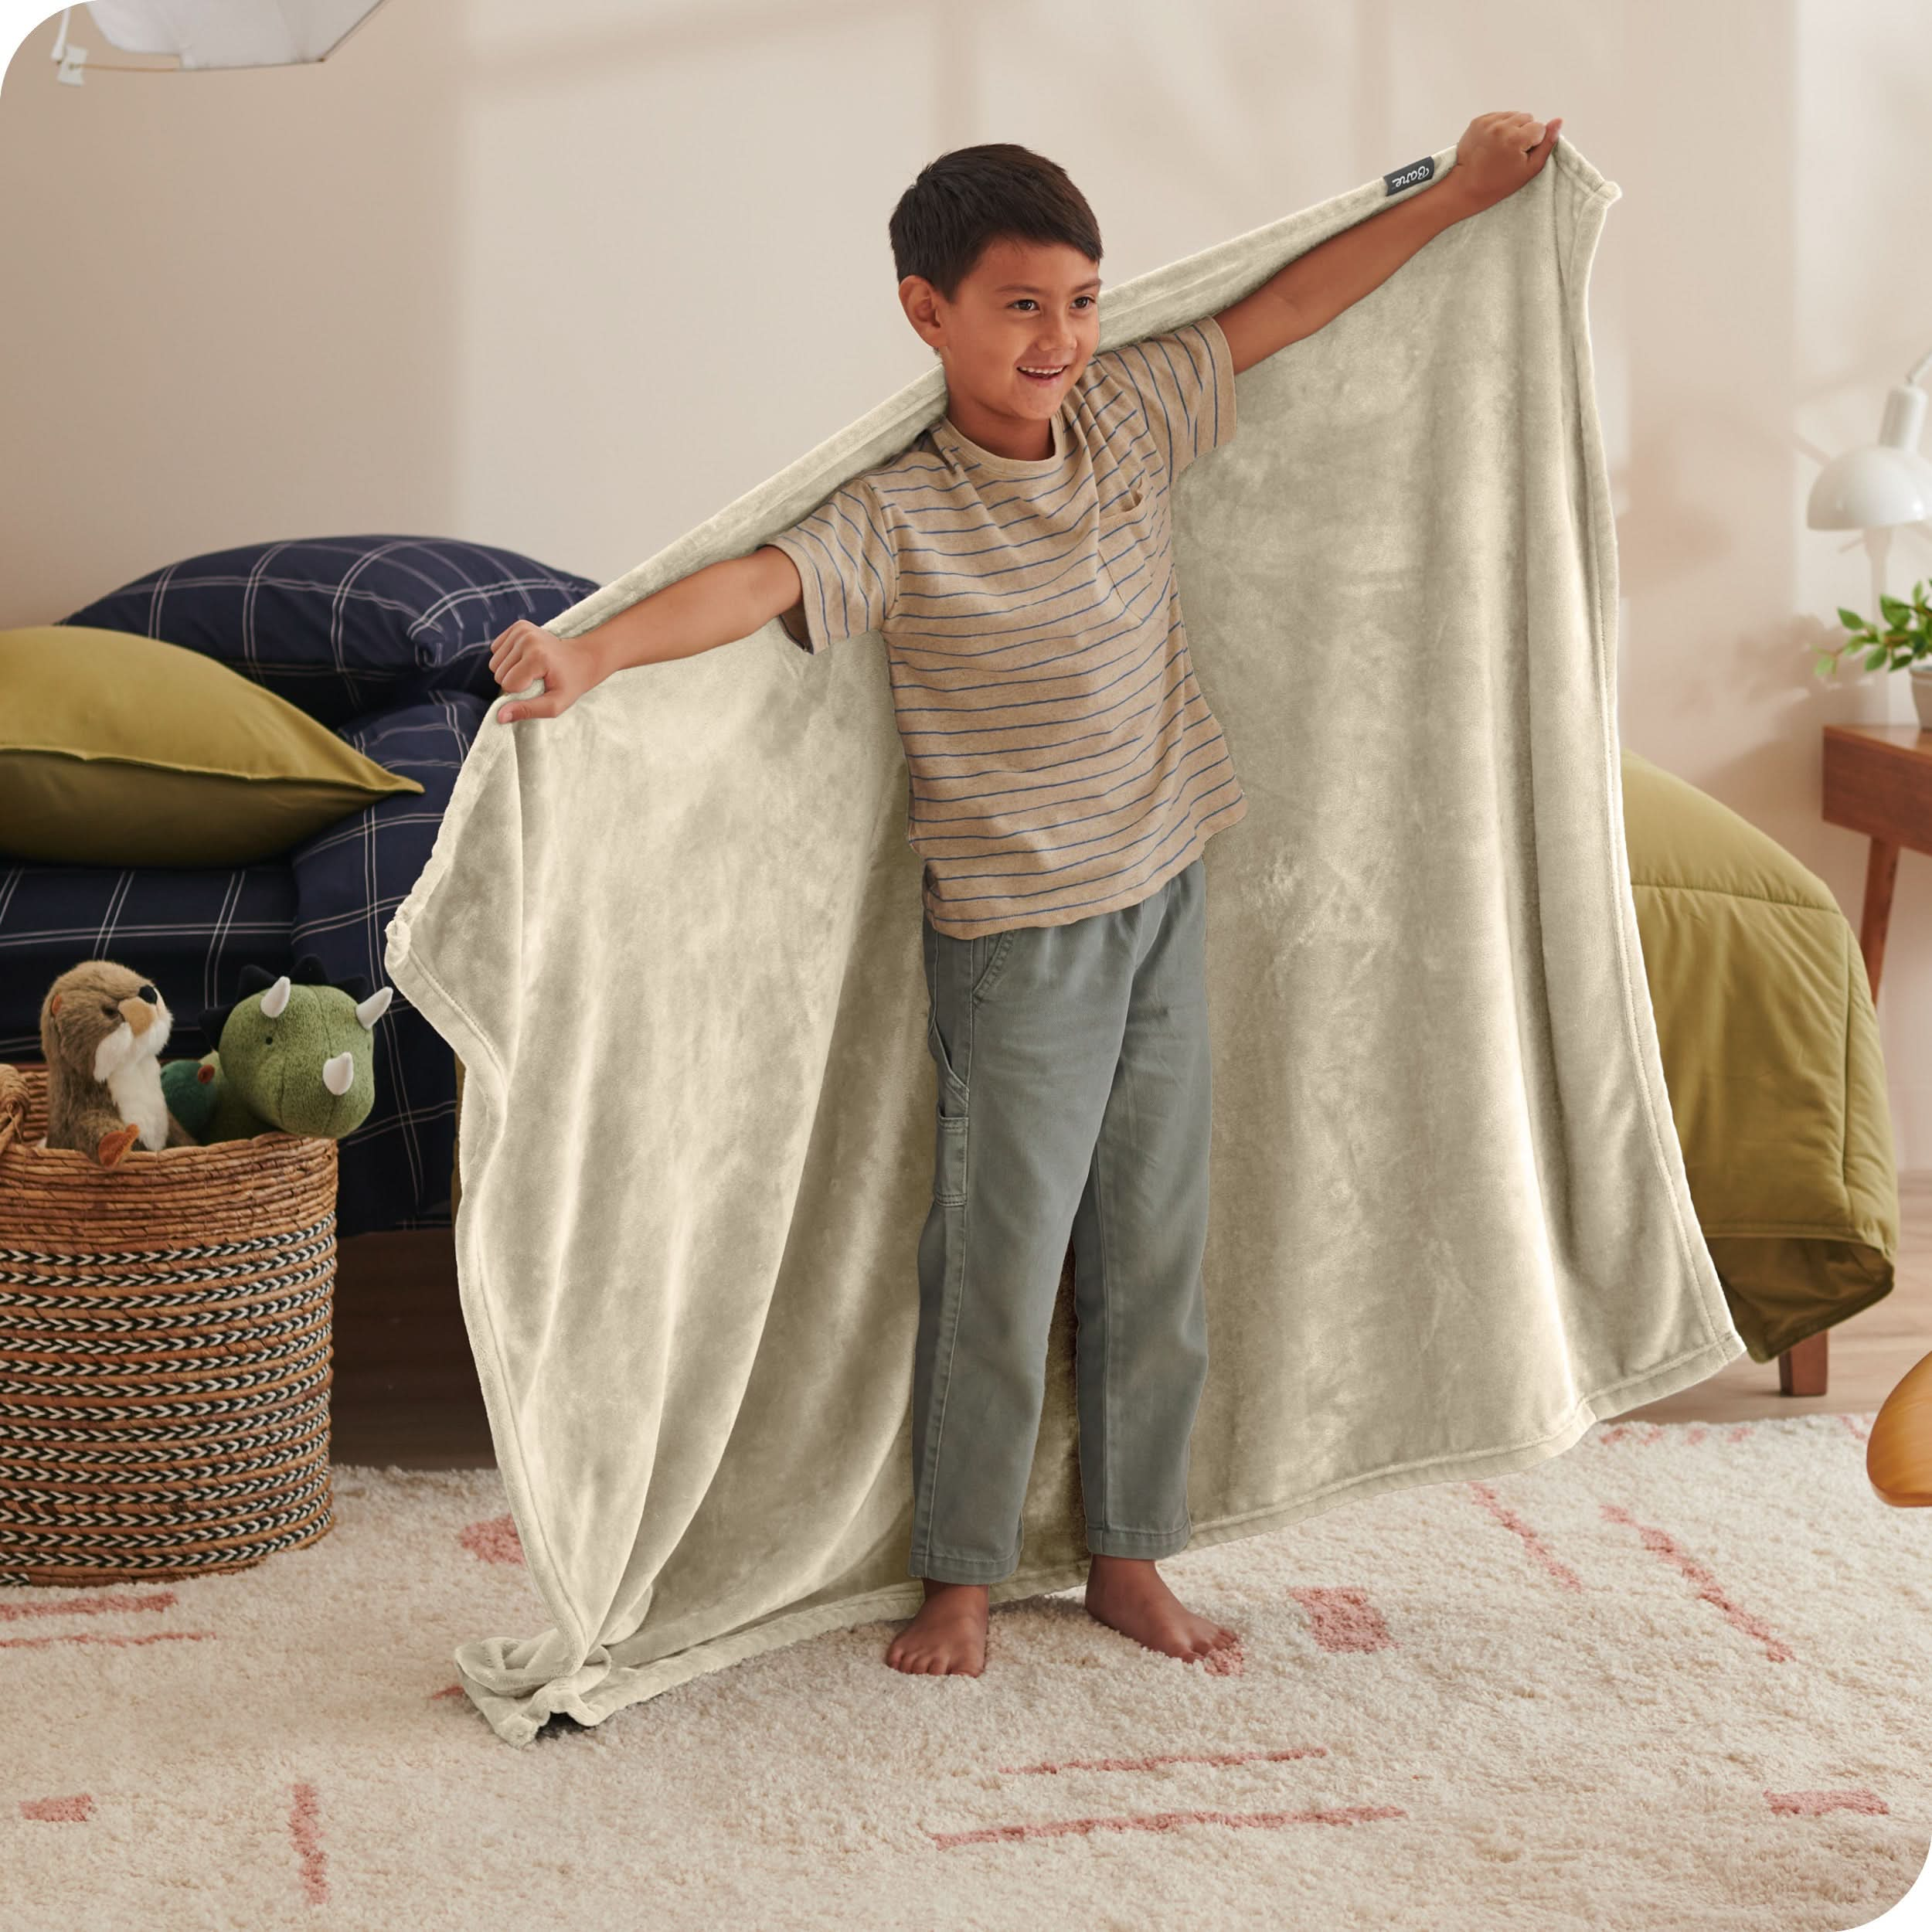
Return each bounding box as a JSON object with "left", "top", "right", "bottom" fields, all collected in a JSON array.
[{"left": 0, "top": 1061, "right": 338, "bottom": 1587}]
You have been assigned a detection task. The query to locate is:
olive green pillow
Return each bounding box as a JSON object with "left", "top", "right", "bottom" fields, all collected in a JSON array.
[{"left": 0, "top": 624, "right": 426, "bottom": 867}]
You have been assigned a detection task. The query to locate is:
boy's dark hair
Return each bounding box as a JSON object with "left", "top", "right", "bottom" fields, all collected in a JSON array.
[{"left": 888, "top": 143, "right": 1103, "bottom": 303}]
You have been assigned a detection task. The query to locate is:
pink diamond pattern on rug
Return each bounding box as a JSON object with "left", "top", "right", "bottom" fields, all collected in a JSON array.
[
  {"left": 460, "top": 1513, "right": 524, "bottom": 1564},
  {"left": 1288, "top": 1587, "right": 1393, "bottom": 1651},
  {"left": 0, "top": 1629, "right": 215, "bottom": 1651},
  {"left": 998, "top": 1744, "right": 1326, "bottom": 1776},
  {"left": 1766, "top": 1789, "right": 1889, "bottom": 1816},
  {"left": 928, "top": 1803, "right": 1407, "bottom": 1848},
  {"left": 289, "top": 1781, "right": 328, "bottom": 1904},
  {"left": 0, "top": 1589, "right": 176, "bottom": 1623},
  {"left": 1465, "top": 1481, "right": 1586, "bottom": 1591},
  {"left": 19, "top": 1795, "right": 93, "bottom": 1822},
  {"left": 1594, "top": 1421, "right": 1767, "bottom": 1448},
  {"left": 1602, "top": 1502, "right": 1797, "bottom": 1662}
]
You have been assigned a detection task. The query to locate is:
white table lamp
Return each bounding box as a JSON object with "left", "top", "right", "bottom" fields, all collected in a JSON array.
[{"left": 1808, "top": 347, "right": 1932, "bottom": 531}]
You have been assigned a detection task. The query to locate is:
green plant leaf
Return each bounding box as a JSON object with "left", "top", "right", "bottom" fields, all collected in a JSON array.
[
  {"left": 1838, "top": 607, "right": 1869, "bottom": 631},
  {"left": 1864, "top": 647, "right": 1889, "bottom": 670},
  {"left": 1880, "top": 594, "right": 1913, "bottom": 626}
]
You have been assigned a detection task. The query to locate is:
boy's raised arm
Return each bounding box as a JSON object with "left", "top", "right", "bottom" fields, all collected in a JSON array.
[
  {"left": 1213, "top": 111, "right": 1561, "bottom": 378},
  {"left": 489, "top": 547, "right": 804, "bottom": 723}
]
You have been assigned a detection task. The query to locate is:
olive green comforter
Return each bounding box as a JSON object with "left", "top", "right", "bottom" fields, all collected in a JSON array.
[{"left": 1621, "top": 747, "right": 1897, "bottom": 1359}]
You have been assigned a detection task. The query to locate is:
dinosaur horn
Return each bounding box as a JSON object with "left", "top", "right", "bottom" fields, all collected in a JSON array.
[
  {"left": 260, "top": 975, "right": 292, "bottom": 1019},
  {"left": 355, "top": 985, "right": 393, "bottom": 1029}
]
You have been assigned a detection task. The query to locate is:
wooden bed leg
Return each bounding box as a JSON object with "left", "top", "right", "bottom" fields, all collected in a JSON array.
[{"left": 1779, "top": 1330, "right": 1828, "bottom": 1397}]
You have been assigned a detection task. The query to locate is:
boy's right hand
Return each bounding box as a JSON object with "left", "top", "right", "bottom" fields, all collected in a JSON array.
[{"left": 488, "top": 619, "right": 606, "bottom": 723}]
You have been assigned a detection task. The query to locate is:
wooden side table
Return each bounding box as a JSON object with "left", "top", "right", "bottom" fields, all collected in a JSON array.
[{"left": 1809, "top": 722, "right": 1924, "bottom": 1396}]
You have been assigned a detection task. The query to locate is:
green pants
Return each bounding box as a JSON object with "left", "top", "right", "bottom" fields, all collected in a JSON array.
[{"left": 911, "top": 857, "right": 1213, "bottom": 1583}]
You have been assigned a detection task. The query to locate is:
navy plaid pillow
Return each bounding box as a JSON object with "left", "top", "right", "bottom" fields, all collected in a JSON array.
[{"left": 60, "top": 534, "right": 602, "bottom": 728}]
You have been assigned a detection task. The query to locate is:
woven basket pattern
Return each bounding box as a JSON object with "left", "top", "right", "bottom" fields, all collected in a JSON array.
[{"left": 0, "top": 1062, "right": 338, "bottom": 1586}]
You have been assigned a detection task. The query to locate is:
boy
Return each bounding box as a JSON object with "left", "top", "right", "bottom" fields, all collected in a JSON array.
[{"left": 488, "top": 111, "right": 1560, "bottom": 1679}]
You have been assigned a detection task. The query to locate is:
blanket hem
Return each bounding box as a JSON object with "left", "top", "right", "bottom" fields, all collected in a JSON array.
[
  {"left": 1560, "top": 149, "right": 1736, "bottom": 1362},
  {"left": 380, "top": 928, "right": 597, "bottom": 1672}
]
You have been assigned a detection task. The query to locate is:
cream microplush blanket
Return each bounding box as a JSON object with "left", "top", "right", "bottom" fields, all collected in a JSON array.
[{"left": 383, "top": 135, "right": 1746, "bottom": 1747}]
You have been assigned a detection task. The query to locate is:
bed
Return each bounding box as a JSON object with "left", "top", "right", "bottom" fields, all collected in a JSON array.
[{"left": 1620, "top": 746, "right": 1897, "bottom": 1372}]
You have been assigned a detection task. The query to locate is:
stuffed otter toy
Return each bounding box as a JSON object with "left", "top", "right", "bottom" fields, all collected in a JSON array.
[{"left": 39, "top": 958, "right": 199, "bottom": 1168}]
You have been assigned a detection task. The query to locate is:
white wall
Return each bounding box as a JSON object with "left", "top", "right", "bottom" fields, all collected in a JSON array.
[
  {"left": 5, "top": 0, "right": 1932, "bottom": 1158},
  {"left": 1794, "top": 0, "right": 1932, "bottom": 1163}
]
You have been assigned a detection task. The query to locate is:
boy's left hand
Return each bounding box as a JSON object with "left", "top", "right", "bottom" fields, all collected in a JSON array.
[{"left": 1451, "top": 112, "right": 1563, "bottom": 212}]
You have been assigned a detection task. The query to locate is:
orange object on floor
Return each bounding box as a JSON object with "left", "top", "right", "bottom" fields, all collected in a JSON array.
[{"left": 1869, "top": 1349, "right": 1932, "bottom": 1507}]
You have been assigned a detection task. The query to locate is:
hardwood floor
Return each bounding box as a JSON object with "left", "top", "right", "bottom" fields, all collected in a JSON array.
[{"left": 328, "top": 1179, "right": 1932, "bottom": 1468}]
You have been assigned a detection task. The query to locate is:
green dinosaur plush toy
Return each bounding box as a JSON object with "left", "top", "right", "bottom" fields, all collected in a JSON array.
[{"left": 160, "top": 954, "right": 394, "bottom": 1142}]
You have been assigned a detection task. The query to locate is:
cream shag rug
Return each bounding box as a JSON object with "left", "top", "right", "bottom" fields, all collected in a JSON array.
[{"left": 4, "top": 1413, "right": 1929, "bottom": 1932}]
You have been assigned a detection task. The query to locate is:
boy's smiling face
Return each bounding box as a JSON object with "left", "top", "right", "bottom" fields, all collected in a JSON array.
[{"left": 900, "top": 235, "right": 1102, "bottom": 460}]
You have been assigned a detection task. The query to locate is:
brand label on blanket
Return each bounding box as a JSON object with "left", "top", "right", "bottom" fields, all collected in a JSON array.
[{"left": 1383, "top": 155, "right": 1435, "bottom": 195}]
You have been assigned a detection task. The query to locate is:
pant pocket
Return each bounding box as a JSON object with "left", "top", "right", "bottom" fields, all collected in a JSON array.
[
  {"left": 970, "top": 928, "right": 1018, "bottom": 1002},
  {"left": 927, "top": 1005, "right": 969, "bottom": 1121},
  {"left": 926, "top": 919, "right": 972, "bottom": 1121},
  {"left": 932, "top": 1112, "right": 968, "bottom": 1206}
]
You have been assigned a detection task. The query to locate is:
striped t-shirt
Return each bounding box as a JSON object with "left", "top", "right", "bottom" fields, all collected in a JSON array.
[{"left": 764, "top": 313, "right": 1247, "bottom": 940}]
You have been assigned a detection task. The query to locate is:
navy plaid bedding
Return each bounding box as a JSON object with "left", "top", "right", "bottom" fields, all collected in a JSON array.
[
  {"left": 2, "top": 536, "right": 600, "bottom": 1236},
  {"left": 61, "top": 534, "right": 596, "bottom": 730}
]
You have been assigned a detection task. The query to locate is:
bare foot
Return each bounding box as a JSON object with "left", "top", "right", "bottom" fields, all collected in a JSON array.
[
  {"left": 885, "top": 1579, "right": 988, "bottom": 1675},
  {"left": 1084, "top": 1554, "right": 1238, "bottom": 1662}
]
